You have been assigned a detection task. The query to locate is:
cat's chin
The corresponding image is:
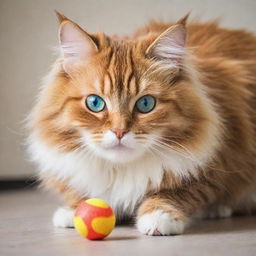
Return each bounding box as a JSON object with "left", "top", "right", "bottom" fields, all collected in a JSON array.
[{"left": 91, "top": 145, "right": 145, "bottom": 164}]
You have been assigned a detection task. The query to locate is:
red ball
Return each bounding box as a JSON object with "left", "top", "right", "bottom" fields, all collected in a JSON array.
[{"left": 73, "top": 198, "right": 116, "bottom": 240}]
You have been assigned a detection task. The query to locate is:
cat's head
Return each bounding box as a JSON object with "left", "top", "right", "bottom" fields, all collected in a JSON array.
[{"left": 31, "top": 13, "right": 220, "bottom": 170}]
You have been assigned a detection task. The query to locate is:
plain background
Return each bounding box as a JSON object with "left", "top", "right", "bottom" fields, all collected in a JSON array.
[{"left": 1, "top": 0, "right": 256, "bottom": 179}]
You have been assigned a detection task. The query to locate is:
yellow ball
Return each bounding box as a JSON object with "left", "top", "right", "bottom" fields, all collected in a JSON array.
[{"left": 73, "top": 198, "right": 116, "bottom": 240}]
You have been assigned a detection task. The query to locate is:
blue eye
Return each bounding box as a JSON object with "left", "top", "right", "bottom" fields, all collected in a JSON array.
[
  {"left": 135, "top": 95, "right": 156, "bottom": 113},
  {"left": 86, "top": 95, "right": 106, "bottom": 112}
]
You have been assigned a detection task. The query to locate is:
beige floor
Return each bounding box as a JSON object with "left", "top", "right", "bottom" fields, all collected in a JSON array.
[{"left": 1, "top": 189, "right": 256, "bottom": 256}]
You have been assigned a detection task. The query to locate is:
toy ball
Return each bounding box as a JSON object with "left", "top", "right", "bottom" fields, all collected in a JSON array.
[{"left": 73, "top": 198, "right": 116, "bottom": 240}]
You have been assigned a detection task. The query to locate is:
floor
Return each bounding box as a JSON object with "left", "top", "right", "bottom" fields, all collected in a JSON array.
[{"left": 1, "top": 189, "right": 256, "bottom": 256}]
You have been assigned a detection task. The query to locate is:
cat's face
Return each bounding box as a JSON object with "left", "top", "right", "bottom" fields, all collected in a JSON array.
[
  {"left": 53, "top": 44, "right": 183, "bottom": 163},
  {"left": 33, "top": 16, "right": 220, "bottom": 168},
  {"left": 66, "top": 51, "right": 183, "bottom": 163}
]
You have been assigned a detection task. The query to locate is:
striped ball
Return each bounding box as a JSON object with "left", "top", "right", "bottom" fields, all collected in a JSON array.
[{"left": 73, "top": 198, "right": 116, "bottom": 240}]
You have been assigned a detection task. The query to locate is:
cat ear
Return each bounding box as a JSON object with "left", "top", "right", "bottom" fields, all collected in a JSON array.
[
  {"left": 146, "top": 23, "right": 186, "bottom": 68},
  {"left": 56, "top": 12, "right": 98, "bottom": 73}
]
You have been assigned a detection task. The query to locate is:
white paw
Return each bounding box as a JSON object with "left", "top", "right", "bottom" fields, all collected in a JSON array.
[
  {"left": 205, "top": 206, "right": 233, "bottom": 219},
  {"left": 137, "top": 210, "right": 185, "bottom": 236},
  {"left": 52, "top": 207, "right": 75, "bottom": 228}
]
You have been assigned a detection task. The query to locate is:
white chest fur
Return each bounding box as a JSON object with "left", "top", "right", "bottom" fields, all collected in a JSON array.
[
  {"left": 28, "top": 131, "right": 206, "bottom": 218},
  {"left": 28, "top": 134, "right": 166, "bottom": 217}
]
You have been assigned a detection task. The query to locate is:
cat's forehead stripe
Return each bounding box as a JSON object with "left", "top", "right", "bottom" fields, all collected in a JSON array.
[
  {"left": 103, "top": 73, "right": 113, "bottom": 95},
  {"left": 139, "top": 79, "right": 147, "bottom": 93},
  {"left": 126, "top": 48, "right": 139, "bottom": 95},
  {"left": 129, "top": 76, "right": 137, "bottom": 95},
  {"left": 129, "top": 48, "right": 140, "bottom": 95},
  {"left": 125, "top": 71, "right": 133, "bottom": 91},
  {"left": 103, "top": 45, "right": 140, "bottom": 96},
  {"left": 94, "top": 77, "right": 102, "bottom": 93},
  {"left": 106, "top": 47, "right": 114, "bottom": 70},
  {"left": 107, "top": 46, "right": 116, "bottom": 70}
]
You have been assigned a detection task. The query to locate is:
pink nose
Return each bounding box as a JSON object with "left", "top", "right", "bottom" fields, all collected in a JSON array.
[{"left": 111, "top": 128, "right": 128, "bottom": 139}]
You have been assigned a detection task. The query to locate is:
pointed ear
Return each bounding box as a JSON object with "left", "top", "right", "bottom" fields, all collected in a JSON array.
[
  {"left": 55, "top": 10, "right": 68, "bottom": 23},
  {"left": 57, "top": 14, "right": 98, "bottom": 73},
  {"left": 146, "top": 23, "right": 186, "bottom": 68}
]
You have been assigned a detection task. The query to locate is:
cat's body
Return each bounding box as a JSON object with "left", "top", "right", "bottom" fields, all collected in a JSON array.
[{"left": 28, "top": 13, "right": 256, "bottom": 235}]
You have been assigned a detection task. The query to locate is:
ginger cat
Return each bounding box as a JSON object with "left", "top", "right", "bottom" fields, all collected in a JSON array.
[{"left": 27, "top": 12, "right": 256, "bottom": 235}]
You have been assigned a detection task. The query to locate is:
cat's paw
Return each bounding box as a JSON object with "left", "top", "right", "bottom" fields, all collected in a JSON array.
[
  {"left": 208, "top": 205, "right": 233, "bottom": 219},
  {"left": 53, "top": 207, "right": 75, "bottom": 228},
  {"left": 202, "top": 205, "right": 233, "bottom": 219},
  {"left": 136, "top": 210, "right": 186, "bottom": 236}
]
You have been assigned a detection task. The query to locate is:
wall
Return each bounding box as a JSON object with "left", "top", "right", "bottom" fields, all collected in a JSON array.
[{"left": 1, "top": 0, "right": 256, "bottom": 178}]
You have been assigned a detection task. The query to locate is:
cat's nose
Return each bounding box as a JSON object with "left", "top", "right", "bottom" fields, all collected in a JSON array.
[{"left": 111, "top": 128, "right": 128, "bottom": 140}]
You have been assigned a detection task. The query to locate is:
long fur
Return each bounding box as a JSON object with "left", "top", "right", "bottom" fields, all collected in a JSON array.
[{"left": 27, "top": 15, "right": 256, "bottom": 233}]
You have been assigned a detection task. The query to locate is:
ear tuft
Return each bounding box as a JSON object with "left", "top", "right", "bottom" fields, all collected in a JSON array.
[
  {"left": 177, "top": 13, "right": 190, "bottom": 26},
  {"left": 55, "top": 10, "right": 68, "bottom": 24},
  {"left": 146, "top": 24, "right": 186, "bottom": 67}
]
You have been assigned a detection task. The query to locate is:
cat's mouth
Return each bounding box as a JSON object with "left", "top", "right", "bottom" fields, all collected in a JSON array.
[
  {"left": 110, "top": 144, "right": 131, "bottom": 150},
  {"left": 89, "top": 139, "right": 145, "bottom": 163},
  {"left": 103, "top": 142, "right": 133, "bottom": 151}
]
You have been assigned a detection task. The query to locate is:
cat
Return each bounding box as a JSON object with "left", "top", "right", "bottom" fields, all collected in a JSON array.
[{"left": 27, "top": 11, "right": 256, "bottom": 236}]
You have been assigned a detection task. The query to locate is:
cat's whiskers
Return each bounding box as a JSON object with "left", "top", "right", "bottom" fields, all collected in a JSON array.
[
  {"left": 150, "top": 140, "right": 197, "bottom": 163},
  {"left": 147, "top": 144, "right": 172, "bottom": 161},
  {"left": 75, "top": 138, "right": 100, "bottom": 161},
  {"left": 158, "top": 135, "right": 197, "bottom": 160},
  {"left": 153, "top": 137, "right": 193, "bottom": 158},
  {"left": 147, "top": 135, "right": 199, "bottom": 162},
  {"left": 154, "top": 136, "right": 239, "bottom": 175},
  {"left": 89, "top": 134, "right": 103, "bottom": 145}
]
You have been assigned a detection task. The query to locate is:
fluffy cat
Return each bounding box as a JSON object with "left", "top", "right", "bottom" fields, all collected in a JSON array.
[{"left": 27, "top": 12, "right": 256, "bottom": 235}]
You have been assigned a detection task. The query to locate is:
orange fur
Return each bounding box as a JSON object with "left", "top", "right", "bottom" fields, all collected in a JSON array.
[{"left": 28, "top": 13, "right": 256, "bottom": 234}]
